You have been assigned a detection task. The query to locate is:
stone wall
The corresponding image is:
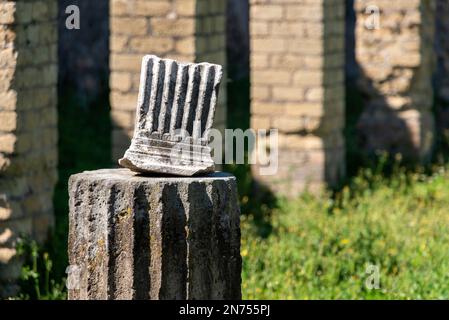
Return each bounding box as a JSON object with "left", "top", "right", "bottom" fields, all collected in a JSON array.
[
  {"left": 110, "top": 0, "right": 227, "bottom": 162},
  {"left": 249, "top": 0, "right": 346, "bottom": 196},
  {"left": 355, "top": 0, "right": 436, "bottom": 161},
  {"left": 0, "top": 0, "right": 58, "bottom": 297}
]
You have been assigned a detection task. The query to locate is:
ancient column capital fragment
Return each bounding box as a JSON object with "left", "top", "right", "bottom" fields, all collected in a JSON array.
[{"left": 119, "top": 55, "right": 223, "bottom": 176}]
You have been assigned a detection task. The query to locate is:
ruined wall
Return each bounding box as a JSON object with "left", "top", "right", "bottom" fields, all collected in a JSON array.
[
  {"left": 355, "top": 0, "right": 436, "bottom": 161},
  {"left": 110, "top": 0, "right": 227, "bottom": 162},
  {"left": 0, "top": 0, "right": 58, "bottom": 297},
  {"left": 250, "top": 0, "right": 346, "bottom": 196}
]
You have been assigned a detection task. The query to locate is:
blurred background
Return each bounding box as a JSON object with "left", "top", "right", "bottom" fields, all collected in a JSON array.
[{"left": 1, "top": 0, "right": 449, "bottom": 299}]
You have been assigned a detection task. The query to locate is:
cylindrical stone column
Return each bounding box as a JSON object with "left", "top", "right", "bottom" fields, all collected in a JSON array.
[
  {"left": 436, "top": 0, "right": 449, "bottom": 103},
  {"left": 68, "top": 169, "right": 241, "bottom": 300}
]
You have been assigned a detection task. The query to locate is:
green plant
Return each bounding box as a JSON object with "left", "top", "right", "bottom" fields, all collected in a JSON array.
[
  {"left": 241, "top": 164, "right": 449, "bottom": 299},
  {"left": 14, "top": 238, "right": 66, "bottom": 300}
]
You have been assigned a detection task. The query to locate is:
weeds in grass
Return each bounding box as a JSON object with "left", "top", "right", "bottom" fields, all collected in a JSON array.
[{"left": 14, "top": 238, "right": 66, "bottom": 300}]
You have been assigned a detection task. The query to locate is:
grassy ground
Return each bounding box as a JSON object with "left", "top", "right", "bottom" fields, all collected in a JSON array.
[{"left": 241, "top": 165, "right": 449, "bottom": 299}]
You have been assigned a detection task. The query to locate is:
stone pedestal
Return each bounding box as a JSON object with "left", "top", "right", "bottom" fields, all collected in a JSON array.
[{"left": 68, "top": 169, "right": 241, "bottom": 300}]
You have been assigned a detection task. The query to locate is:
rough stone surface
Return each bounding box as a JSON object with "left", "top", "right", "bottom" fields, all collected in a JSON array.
[
  {"left": 119, "top": 55, "right": 223, "bottom": 176},
  {"left": 249, "top": 0, "right": 346, "bottom": 196},
  {"left": 0, "top": 0, "right": 58, "bottom": 298},
  {"left": 68, "top": 169, "right": 241, "bottom": 300},
  {"left": 355, "top": 0, "right": 435, "bottom": 161},
  {"left": 109, "top": 0, "right": 227, "bottom": 162}
]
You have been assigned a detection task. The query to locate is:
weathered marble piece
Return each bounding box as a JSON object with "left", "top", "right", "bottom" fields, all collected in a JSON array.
[
  {"left": 119, "top": 55, "right": 223, "bottom": 176},
  {"left": 68, "top": 169, "right": 242, "bottom": 300}
]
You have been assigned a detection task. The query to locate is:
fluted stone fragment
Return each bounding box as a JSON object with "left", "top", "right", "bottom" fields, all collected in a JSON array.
[
  {"left": 68, "top": 169, "right": 241, "bottom": 300},
  {"left": 119, "top": 55, "right": 223, "bottom": 176}
]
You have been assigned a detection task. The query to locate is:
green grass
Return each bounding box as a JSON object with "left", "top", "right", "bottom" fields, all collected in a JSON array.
[{"left": 241, "top": 165, "right": 449, "bottom": 299}]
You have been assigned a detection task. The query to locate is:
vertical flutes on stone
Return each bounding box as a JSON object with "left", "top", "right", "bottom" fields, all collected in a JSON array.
[
  {"left": 136, "top": 55, "right": 222, "bottom": 138},
  {"left": 119, "top": 55, "right": 223, "bottom": 176},
  {"left": 68, "top": 169, "right": 242, "bottom": 300}
]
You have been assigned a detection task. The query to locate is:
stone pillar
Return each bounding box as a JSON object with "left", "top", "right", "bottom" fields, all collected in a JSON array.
[
  {"left": 249, "top": 0, "right": 346, "bottom": 196},
  {"left": 110, "top": 0, "right": 227, "bottom": 162},
  {"left": 355, "top": 0, "right": 435, "bottom": 161},
  {"left": 0, "top": 0, "right": 58, "bottom": 297},
  {"left": 68, "top": 169, "right": 241, "bottom": 300}
]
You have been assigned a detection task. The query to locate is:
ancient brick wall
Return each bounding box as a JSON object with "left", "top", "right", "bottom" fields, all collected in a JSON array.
[
  {"left": 0, "top": 0, "right": 58, "bottom": 297},
  {"left": 355, "top": 0, "right": 436, "bottom": 161},
  {"left": 249, "top": 0, "right": 346, "bottom": 196},
  {"left": 110, "top": 0, "right": 227, "bottom": 162}
]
